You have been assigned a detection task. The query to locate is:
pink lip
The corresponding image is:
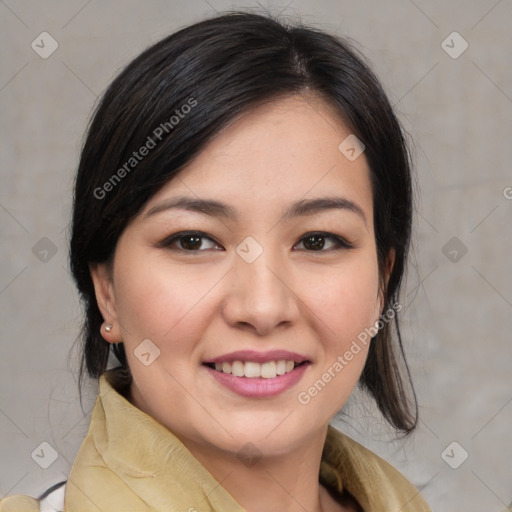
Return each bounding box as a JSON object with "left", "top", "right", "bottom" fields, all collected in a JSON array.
[
  {"left": 203, "top": 350, "right": 309, "bottom": 364},
  {"left": 203, "top": 362, "right": 310, "bottom": 398}
]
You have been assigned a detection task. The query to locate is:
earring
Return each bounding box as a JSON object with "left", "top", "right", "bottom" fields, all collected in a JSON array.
[{"left": 104, "top": 323, "right": 113, "bottom": 333}]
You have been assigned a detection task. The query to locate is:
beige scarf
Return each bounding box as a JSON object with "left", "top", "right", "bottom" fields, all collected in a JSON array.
[{"left": 1, "top": 369, "right": 431, "bottom": 511}]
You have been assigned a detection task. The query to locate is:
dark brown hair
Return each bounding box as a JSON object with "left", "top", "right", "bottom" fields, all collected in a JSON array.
[{"left": 70, "top": 11, "right": 417, "bottom": 433}]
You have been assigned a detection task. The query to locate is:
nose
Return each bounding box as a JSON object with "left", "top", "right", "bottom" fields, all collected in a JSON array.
[{"left": 222, "top": 249, "right": 300, "bottom": 336}]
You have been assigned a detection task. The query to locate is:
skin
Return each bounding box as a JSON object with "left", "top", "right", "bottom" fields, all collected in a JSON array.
[{"left": 91, "top": 94, "right": 394, "bottom": 512}]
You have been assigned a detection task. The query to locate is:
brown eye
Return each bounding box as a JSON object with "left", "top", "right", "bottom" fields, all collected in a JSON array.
[
  {"left": 295, "top": 232, "right": 353, "bottom": 252},
  {"left": 303, "top": 234, "right": 326, "bottom": 250},
  {"left": 156, "top": 231, "right": 223, "bottom": 252},
  {"left": 180, "top": 234, "right": 203, "bottom": 250}
]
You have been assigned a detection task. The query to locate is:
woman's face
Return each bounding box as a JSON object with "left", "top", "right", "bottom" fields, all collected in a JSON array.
[{"left": 91, "top": 94, "right": 392, "bottom": 459}]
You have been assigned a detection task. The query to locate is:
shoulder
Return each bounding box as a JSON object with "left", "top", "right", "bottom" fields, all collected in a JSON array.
[
  {"left": 0, "top": 481, "right": 66, "bottom": 512},
  {"left": 0, "top": 495, "right": 39, "bottom": 512},
  {"left": 322, "top": 426, "right": 431, "bottom": 512}
]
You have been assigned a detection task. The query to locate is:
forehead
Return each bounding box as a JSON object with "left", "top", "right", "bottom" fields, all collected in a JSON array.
[{"left": 142, "top": 94, "right": 373, "bottom": 223}]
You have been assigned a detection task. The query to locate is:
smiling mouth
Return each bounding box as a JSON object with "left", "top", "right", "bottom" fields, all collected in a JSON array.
[{"left": 203, "top": 360, "right": 308, "bottom": 379}]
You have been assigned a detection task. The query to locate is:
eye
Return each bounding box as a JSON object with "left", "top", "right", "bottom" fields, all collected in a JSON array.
[
  {"left": 156, "top": 231, "right": 223, "bottom": 252},
  {"left": 294, "top": 232, "right": 354, "bottom": 251}
]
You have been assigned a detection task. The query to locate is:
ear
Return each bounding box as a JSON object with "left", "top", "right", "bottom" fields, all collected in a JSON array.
[
  {"left": 377, "top": 248, "right": 396, "bottom": 317},
  {"left": 89, "top": 262, "right": 122, "bottom": 343}
]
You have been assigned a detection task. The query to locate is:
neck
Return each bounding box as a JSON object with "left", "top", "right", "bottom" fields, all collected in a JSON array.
[{"left": 179, "top": 426, "right": 335, "bottom": 512}]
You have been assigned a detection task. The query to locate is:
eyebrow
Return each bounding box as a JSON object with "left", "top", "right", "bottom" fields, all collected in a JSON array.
[{"left": 145, "top": 195, "right": 367, "bottom": 225}]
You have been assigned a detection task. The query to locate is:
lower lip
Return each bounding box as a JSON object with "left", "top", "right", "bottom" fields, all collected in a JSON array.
[{"left": 204, "top": 363, "right": 309, "bottom": 398}]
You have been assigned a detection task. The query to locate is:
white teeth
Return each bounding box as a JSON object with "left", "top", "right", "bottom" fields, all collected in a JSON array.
[
  {"left": 244, "top": 361, "right": 261, "bottom": 378},
  {"left": 276, "top": 360, "right": 287, "bottom": 375},
  {"left": 231, "top": 360, "right": 245, "bottom": 377},
  {"left": 260, "top": 361, "right": 276, "bottom": 379},
  {"left": 213, "top": 360, "right": 299, "bottom": 378}
]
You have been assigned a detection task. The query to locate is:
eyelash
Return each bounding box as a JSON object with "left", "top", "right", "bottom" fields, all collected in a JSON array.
[{"left": 155, "top": 230, "right": 354, "bottom": 253}]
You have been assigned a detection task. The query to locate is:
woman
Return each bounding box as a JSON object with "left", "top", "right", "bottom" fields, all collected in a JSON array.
[{"left": 1, "top": 11, "right": 431, "bottom": 512}]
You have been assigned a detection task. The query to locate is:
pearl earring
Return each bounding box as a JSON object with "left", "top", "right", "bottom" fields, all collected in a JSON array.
[{"left": 105, "top": 323, "right": 113, "bottom": 333}]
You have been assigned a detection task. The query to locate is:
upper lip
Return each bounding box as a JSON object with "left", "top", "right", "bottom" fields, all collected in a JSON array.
[{"left": 203, "top": 350, "right": 309, "bottom": 364}]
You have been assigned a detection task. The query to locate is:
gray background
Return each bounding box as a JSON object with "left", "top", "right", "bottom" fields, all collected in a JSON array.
[{"left": 1, "top": 1, "right": 511, "bottom": 510}]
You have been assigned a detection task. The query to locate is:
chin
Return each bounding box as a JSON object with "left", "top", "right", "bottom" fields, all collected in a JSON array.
[{"left": 191, "top": 412, "right": 324, "bottom": 459}]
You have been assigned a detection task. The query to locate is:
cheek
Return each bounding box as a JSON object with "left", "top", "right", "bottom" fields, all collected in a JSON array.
[
  {"left": 300, "top": 256, "right": 381, "bottom": 345},
  {"left": 294, "top": 259, "right": 379, "bottom": 414},
  {"left": 112, "top": 250, "right": 218, "bottom": 344}
]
